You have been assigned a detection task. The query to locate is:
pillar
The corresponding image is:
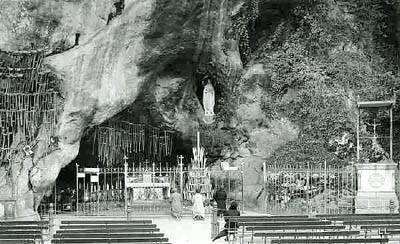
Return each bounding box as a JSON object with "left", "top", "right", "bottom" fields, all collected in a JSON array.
[
  {"left": 49, "top": 203, "right": 55, "bottom": 239},
  {"left": 211, "top": 201, "right": 218, "bottom": 239}
]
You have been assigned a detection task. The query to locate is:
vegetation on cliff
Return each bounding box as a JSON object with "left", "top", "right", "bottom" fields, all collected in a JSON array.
[{"left": 241, "top": 0, "right": 400, "bottom": 165}]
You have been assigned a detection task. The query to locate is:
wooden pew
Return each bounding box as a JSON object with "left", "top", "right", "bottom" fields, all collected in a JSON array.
[
  {"left": 53, "top": 233, "right": 165, "bottom": 238},
  {"left": 246, "top": 225, "right": 346, "bottom": 231},
  {"left": 0, "top": 230, "right": 43, "bottom": 234},
  {"left": 343, "top": 220, "right": 400, "bottom": 225},
  {"left": 238, "top": 221, "right": 332, "bottom": 226},
  {"left": 0, "top": 220, "right": 48, "bottom": 244},
  {"left": 361, "top": 225, "right": 400, "bottom": 230},
  {"left": 270, "top": 238, "right": 389, "bottom": 243},
  {"left": 255, "top": 230, "right": 360, "bottom": 238},
  {"left": 51, "top": 237, "right": 169, "bottom": 243},
  {"left": 0, "top": 240, "right": 39, "bottom": 244},
  {"left": 0, "top": 221, "right": 49, "bottom": 225},
  {"left": 59, "top": 224, "right": 157, "bottom": 229},
  {"left": 0, "top": 225, "right": 47, "bottom": 230},
  {"left": 245, "top": 225, "right": 347, "bottom": 243},
  {"left": 56, "top": 228, "right": 160, "bottom": 234},
  {"left": 224, "top": 215, "right": 334, "bottom": 244},
  {"left": 255, "top": 231, "right": 360, "bottom": 244},
  {"left": 360, "top": 225, "right": 400, "bottom": 238},
  {"left": 342, "top": 220, "right": 400, "bottom": 229},
  {"left": 52, "top": 219, "right": 169, "bottom": 244},
  {"left": 61, "top": 220, "right": 152, "bottom": 224},
  {"left": 318, "top": 214, "right": 400, "bottom": 224},
  {"left": 317, "top": 214, "right": 400, "bottom": 219},
  {"left": 227, "top": 216, "right": 316, "bottom": 222}
]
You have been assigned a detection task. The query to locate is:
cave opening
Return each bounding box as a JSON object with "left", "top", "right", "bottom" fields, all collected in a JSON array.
[{"left": 50, "top": 104, "right": 194, "bottom": 214}]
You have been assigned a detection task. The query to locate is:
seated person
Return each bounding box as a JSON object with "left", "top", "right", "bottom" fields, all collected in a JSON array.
[{"left": 212, "top": 201, "right": 240, "bottom": 241}]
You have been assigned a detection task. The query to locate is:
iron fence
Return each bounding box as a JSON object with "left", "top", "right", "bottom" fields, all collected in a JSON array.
[
  {"left": 210, "top": 168, "right": 244, "bottom": 212},
  {"left": 263, "top": 162, "right": 356, "bottom": 215},
  {"left": 68, "top": 164, "right": 214, "bottom": 216}
]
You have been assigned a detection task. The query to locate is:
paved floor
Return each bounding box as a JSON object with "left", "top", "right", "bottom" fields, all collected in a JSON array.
[
  {"left": 50, "top": 209, "right": 269, "bottom": 244},
  {"left": 141, "top": 210, "right": 268, "bottom": 244},
  {"left": 153, "top": 215, "right": 219, "bottom": 244},
  {"left": 53, "top": 214, "right": 223, "bottom": 244}
]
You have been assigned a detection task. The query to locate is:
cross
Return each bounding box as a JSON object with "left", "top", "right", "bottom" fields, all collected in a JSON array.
[
  {"left": 178, "top": 155, "right": 184, "bottom": 165},
  {"left": 366, "top": 119, "right": 381, "bottom": 139}
]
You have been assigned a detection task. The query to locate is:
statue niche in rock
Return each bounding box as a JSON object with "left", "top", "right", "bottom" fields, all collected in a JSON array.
[{"left": 202, "top": 80, "right": 215, "bottom": 124}]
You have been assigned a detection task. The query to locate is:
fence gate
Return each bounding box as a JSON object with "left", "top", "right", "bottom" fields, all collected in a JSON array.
[{"left": 263, "top": 162, "right": 356, "bottom": 215}]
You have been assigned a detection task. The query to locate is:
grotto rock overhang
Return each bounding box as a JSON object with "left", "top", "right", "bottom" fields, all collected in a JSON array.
[{"left": 30, "top": 0, "right": 244, "bottom": 194}]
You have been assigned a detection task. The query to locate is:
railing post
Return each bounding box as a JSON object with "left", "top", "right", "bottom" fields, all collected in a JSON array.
[
  {"left": 127, "top": 202, "right": 132, "bottom": 221},
  {"left": 76, "top": 163, "right": 79, "bottom": 216},
  {"left": 49, "top": 203, "right": 55, "bottom": 239},
  {"left": 124, "top": 160, "right": 128, "bottom": 214},
  {"left": 211, "top": 201, "right": 218, "bottom": 239},
  {"left": 178, "top": 156, "right": 184, "bottom": 195}
]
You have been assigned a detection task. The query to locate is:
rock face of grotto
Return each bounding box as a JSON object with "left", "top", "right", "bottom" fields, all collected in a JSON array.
[{"left": 0, "top": 0, "right": 400, "bottom": 219}]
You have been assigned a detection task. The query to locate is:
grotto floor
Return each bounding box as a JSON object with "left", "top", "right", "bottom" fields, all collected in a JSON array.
[
  {"left": 49, "top": 211, "right": 266, "bottom": 244},
  {"left": 50, "top": 214, "right": 219, "bottom": 244}
]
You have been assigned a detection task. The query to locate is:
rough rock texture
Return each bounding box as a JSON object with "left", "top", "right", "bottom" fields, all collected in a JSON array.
[
  {"left": 1, "top": 0, "right": 398, "bottom": 217},
  {"left": 0, "top": 0, "right": 113, "bottom": 50},
  {"left": 0, "top": 0, "right": 245, "bottom": 218},
  {"left": 211, "top": 64, "right": 299, "bottom": 208}
]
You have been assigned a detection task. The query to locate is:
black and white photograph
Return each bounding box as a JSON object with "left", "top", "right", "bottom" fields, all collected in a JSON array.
[{"left": 0, "top": 0, "right": 400, "bottom": 243}]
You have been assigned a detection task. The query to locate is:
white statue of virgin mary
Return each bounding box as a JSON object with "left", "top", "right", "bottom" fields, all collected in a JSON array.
[{"left": 203, "top": 80, "right": 215, "bottom": 116}]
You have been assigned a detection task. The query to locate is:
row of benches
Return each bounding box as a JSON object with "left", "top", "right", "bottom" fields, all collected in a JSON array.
[
  {"left": 0, "top": 219, "right": 170, "bottom": 244},
  {"left": 224, "top": 215, "right": 397, "bottom": 244},
  {"left": 3, "top": 213, "right": 400, "bottom": 243},
  {"left": 51, "top": 220, "right": 170, "bottom": 244},
  {"left": 0, "top": 220, "right": 49, "bottom": 243}
]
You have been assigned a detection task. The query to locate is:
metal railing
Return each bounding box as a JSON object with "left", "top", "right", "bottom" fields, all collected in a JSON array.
[{"left": 263, "top": 162, "right": 356, "bottom": 215}]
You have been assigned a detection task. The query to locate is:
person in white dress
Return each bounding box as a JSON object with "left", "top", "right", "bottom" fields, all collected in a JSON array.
[{"left": 192, "top": 188, "right": 205, "bottom": 220}]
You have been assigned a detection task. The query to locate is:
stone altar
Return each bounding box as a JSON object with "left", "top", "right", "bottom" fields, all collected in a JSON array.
[
  {"left": 126, "top": 174, "right": 170, "bottom": 201},
  {"left": 355, "top": 162, "right": 399, "bottom": 213}
]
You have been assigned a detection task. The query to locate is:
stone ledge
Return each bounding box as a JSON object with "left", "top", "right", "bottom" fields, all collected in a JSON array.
[
  {"left": 355, "top": 193, "right": 399, "bottom": 214},
  {"left": 355, "top": 162, "right": 397, "bottom": 170}
]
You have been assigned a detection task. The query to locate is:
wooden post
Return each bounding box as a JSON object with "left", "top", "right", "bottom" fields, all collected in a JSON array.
[{"left": 211, "top": 201, "right": 218, "bottom": 239}]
